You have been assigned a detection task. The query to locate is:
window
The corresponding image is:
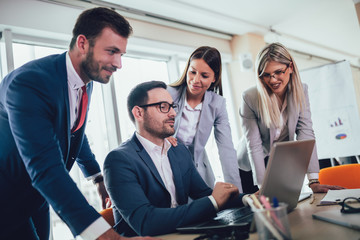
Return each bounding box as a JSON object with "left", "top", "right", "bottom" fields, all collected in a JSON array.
[{"left": 113, "top": 56, "right": 170, "bottom": 141}]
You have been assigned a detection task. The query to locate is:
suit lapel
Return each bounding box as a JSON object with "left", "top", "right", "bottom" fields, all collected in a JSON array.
[
  {"left": 269, "top": 125, "right": 275, "bottom": 146},
  {"left": 56, "top": 53, "right": 71, "bottom": 163},
  {"left": 287, "top": 92, "right": 297, "bottom": 140},
  {"left": 193, "top": 91, "right": 211, "bottom": 161},
  {"left": 132, "top": 135, "right": 167, "bottom": 189},
  {"left": 174, "top": 86, "right": 187, "bottom": 136},
  {"left": 168, "top": 148, "right": 185, "bottom": 204}
]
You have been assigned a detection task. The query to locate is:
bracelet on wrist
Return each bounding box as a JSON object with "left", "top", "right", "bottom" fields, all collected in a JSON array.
[
  {"left": 93, "top": 175, "right": 104, "bottom": 184},
  {"left": 308, "top": 179, "right": 320, "bottom": 187}
]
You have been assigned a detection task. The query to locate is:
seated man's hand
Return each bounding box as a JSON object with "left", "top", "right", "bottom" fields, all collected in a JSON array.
[
  {"left": 310, "top": 183, "right": 345, "bottom": 193},
  {"left": 211, "top": 182, "right": 239, "bottom": 210}
]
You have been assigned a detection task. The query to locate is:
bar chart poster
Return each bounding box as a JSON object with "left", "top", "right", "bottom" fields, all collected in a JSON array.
[{"left": 300, "top": 61, "right": 360, "bottom": 159}]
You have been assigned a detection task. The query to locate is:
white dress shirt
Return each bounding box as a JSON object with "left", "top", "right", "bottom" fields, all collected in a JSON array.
[
  {"left": 66, "top": 52, "right": 86, "bottom": 130},
  {"left": 136, "top": 132, "right": 178, "bottom": 207},
  {"left": 177, "top": 99, "right": 202, "bottom": 146},
  {"left": 273, "top": 98, "right": 288, "bottom": 142},
  {"left": 135, "top": 132, "right": 219, "bottom": 211},
  {"left": 273, "top": 97, "right": 318, "bottom": 180},
  {"left": 66, "top": 52, "right": 111, "bottom": 239}
]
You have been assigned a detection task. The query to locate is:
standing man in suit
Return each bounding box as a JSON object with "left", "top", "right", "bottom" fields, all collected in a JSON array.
[
  {"left": 103, "top": 81, "right": 246, "bottom": 237},
  {"left": 0, "top": 7, "right": 156, "bottom": 240}
]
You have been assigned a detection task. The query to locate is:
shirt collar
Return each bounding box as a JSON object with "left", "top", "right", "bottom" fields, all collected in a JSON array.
[
  {"left": 184, "top": 95, "right": 202, "bottom": 111},
  {"left": 66, "top": 52, "right": 86, "bottom": 90},
  {"left": 136, "top": 132, "right": 171, "bottom": 155}
]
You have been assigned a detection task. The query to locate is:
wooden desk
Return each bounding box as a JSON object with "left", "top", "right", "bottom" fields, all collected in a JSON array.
[{"left": 159, "top": 193, "right": 360, "bottom": 240}]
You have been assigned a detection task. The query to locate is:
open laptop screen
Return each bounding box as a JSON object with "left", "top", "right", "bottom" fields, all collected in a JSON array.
[{"left": 259, "top": 139, "right": 315, "bottom": 211}]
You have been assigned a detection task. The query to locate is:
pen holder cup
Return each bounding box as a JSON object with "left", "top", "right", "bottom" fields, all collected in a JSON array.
[{"left": 253, "top": 202, "right": 292, "bottom": 240}]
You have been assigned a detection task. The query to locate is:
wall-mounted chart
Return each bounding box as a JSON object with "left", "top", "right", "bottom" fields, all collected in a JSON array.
[{"left": 300, "top": 61, "right": 360, "bottom": 159}]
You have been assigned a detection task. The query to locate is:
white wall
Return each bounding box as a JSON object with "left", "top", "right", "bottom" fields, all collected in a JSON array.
[{"left": 0, "top": 0, "right": 231, "bottom": 55}]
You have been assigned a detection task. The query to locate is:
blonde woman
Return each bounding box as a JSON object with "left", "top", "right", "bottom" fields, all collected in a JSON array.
[
  {"left": 237, "top": 42, "right": 343, "bottom": 193},
  {"left": 167, "top": 46, "right": 242, "bottom": 192}
]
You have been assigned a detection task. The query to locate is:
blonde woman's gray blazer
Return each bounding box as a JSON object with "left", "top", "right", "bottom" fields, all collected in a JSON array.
[
  {"left": 237, "top": 84, "right": 320, "bottom": 185},
  {"left": 167, "top": 86, "right": 242, "bottom": 191}
]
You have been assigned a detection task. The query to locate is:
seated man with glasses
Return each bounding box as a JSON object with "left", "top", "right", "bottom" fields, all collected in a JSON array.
[{"left": 103, "top": 81, "right": 246, "bottom": 237}]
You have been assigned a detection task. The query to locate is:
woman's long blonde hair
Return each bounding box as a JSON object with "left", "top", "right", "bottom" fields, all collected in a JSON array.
[
  {"left": 170, "top": 46, "right": 223, "bottom": 96},
  {"left": 256, "top": 43, "right": 305, "bottom": 128}
]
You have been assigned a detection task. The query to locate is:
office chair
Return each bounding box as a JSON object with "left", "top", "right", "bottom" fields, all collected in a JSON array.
[
  {"left": 319, "top": 163, "right": 360, "bottom": 189},
  {"left": 99, "top": 208, "right": 115, "bottom": 227}
]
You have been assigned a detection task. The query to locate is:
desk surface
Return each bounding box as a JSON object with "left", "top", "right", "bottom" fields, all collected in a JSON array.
[{"left": 158, "top": 193, "right": 360, "bottom": 240}]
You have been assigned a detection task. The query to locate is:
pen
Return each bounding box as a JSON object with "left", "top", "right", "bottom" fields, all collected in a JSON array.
[
  {"left": 260, "top": 195, "right": 271, "bottom": 218},
  {"left": 273, "top": 197, "right": 279, "bottom": 208},
  {"left": 250, "top": 194, "right": 264, "bottom": 209},
  {"left": 309, "top": 194, "right": 315, "bottom": 204}
]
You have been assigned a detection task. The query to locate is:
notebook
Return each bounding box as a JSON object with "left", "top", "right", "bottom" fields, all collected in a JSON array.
[
  {"left": 259, "top": 139, "right": 315, "bottom": 211},
  {"left": 319, "top": 189, "right": 360, "bottom": 205},
  {"left": 312, "top": 209, "right": 360, "bottom": 230}
]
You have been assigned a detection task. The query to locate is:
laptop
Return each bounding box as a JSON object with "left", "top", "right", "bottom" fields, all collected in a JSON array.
[
  {"left": 260, "top": 139, "right": 315, "bottom": 211},
  {"left": 176, "top": 206, "right": 253, "bottom": 236},
  {"left": 312, "top": 209, "right": 360, "bottom": 230},
  {"left": 176, "top": 139, "right": 315, "bottom": 234},
  {"left": 298, "top": 192, "right": 312, "bottom": 202}
]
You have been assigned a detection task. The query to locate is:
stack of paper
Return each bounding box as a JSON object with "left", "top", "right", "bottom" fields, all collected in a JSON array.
[{"left": 319, "top": 189, "right": 360, "bottom": 205}]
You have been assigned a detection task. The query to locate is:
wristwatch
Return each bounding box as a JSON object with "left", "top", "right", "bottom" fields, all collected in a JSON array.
[
  {"left": 92, "top": 175, "right": 104, "bottom": 184},
  {"left": 308, "top": 179, "right": 320, "bottom": 187}
]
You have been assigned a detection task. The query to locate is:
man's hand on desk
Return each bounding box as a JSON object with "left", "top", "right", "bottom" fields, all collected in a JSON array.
[
  {"left": 97, "top": 228, "right": 162, "bottom": 240},
  {"left": 310, "top": 183, "right": 345, "bottom": 193},
  {"left": 211, "top": 182, "right": 240, "bottom": 210}
]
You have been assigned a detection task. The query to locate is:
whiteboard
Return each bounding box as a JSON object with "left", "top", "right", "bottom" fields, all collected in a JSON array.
[{"left": 300, "top": 61, "right": 360, "bottom": 158}]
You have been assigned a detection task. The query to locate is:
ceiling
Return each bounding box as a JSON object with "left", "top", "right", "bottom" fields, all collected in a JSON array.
[{"left": 96, "top": 0, "right": 360, "bottom": 67}]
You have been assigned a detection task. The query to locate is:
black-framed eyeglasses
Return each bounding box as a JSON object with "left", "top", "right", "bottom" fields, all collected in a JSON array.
[
  {"left": 260, "top": 65, "right": 289, "bottom": 81},
  {"left": 139, "top": 101, "right": 178, "bottom": 113},
  {"left": 339, "top": 197, "right": 360, "bottom": 214}
]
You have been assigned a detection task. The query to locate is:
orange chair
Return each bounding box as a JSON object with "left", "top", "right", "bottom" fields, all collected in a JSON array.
[
  {"left": 99, "top": 208, "right": 115, "bottom": 227},
  {"left": 319, "top": 163, "right": 360, "bottom": 189}
]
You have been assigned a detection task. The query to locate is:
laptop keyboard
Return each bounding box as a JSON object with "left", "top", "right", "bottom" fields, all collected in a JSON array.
[{"left": 213, "top": 207, "right": 253, "bottom": 225}]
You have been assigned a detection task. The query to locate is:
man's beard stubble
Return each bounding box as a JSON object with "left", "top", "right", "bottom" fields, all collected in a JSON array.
[
  {"left": 143, "top": 113, "right": 175, "bottom": 140},
  {"left": 81, "top": 47, "right": 116, "bottom": 84}
]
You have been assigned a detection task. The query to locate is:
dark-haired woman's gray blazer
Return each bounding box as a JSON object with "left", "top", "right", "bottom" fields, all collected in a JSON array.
[{"left": 167, "top": 86, "right": 242, "bottom": 191}]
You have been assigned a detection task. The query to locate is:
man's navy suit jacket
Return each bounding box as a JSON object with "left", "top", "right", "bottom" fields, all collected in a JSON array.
[
  {"left": 0, "top": 53, "right": 101, "bottom": 236},
  {"left": 104, "top": 134, "right": 245, "bottom": 237}
]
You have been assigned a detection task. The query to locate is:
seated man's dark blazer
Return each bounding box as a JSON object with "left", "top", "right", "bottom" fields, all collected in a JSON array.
[
  {"left": 0, "top": 53, "right": 102, "bottom": 237},
  {"left": 103, "top": 133, "right": 245, "bottom": 237}
]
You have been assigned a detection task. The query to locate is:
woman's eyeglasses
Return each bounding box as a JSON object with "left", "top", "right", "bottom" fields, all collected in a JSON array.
[
  {"left": 139, "top": 101, "right": 178, "bottom": 113},
  {"left": 339, "top": 197, "right": 360, "bottom": 214},
  {"left": 260, "top": 65, "right": 289, "bottom": 81}
]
